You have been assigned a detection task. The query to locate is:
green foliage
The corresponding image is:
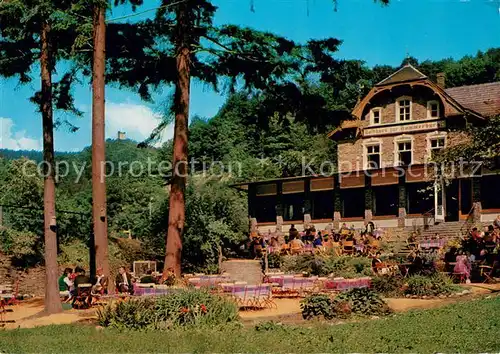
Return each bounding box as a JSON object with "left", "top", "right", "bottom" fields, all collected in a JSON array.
[
  {"left": 282, "top": 254, "right": 371, "bottom": 278},
  {"left": 405, "top": 274, "right": 462, "bottom": 297},
  {"left": 336, "top": 288, "right": 391, "bottom": 316},
  {"left": 301, "top": 294, "right": 336, "bottom": 320},
  {"left": 97, "top": 289, "right": 239, "bottom": 329},
  {"left": 0, "top": 227, "right": 41, "bottom": 266},
  {"left": 301, "top": 288, "right": 390, "bottom": 320},
  {"left": 436, "top": 116, "right": 500, "bottom": 169},
  {"left": 267, "top": 253, "right": 283, "bottom": 269},
  {"left": 371, "top": 275, "right": 405, "bottom": 297}
]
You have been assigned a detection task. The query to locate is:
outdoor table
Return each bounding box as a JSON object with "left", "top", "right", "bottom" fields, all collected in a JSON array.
[{"left": 420, "top": 239, "right": 446, "bottom": 249}]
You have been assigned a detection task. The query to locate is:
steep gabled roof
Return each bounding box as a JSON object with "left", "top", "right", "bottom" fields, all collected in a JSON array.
[
  {"left": 446, "top": 82, "right": 500, "bottom": 118},
  {"left": 376, "top": 64, "right": 427, "bottom": 86}
]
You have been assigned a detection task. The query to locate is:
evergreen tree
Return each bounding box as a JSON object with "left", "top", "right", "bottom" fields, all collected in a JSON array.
[{"left": 0, "top": 0, "right": 85, "bottom": 314}]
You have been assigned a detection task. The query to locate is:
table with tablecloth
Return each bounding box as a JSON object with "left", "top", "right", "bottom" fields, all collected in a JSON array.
[{"left": 420, "top": 239, "right": 446, "bottom": 249}]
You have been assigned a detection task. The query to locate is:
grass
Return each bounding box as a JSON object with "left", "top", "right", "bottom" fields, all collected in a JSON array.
[{"left": 1, "top": 296, "right": 500, "bottom": 353}]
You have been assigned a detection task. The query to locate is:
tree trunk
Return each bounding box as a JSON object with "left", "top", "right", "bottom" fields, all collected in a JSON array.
[
  {"left": 40, "top": 20, "right": 62, "bottom": 315},
  {"left": 92, "top": 5, "right": 111, "bottom": 292},
  {"left": 163, "top": 5, "right": 191, "bottom": 277}
]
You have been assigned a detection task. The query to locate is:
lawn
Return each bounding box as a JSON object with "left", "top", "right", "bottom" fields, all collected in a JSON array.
[{"left": 1, "top": 296, "right": 499, "bottom": 353}]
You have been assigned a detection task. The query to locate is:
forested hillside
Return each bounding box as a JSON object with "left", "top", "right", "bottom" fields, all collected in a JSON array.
[{"left": 1, "top": 48, "right": 499, "bottom": 272}]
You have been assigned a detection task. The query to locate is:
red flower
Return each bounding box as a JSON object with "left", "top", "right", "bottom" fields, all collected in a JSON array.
[
  {"left": 180, "top": 307, "right": 189, "bottom": 313},
  {"left": 200, "top": 304, "right": 207, "bottom": 313}
]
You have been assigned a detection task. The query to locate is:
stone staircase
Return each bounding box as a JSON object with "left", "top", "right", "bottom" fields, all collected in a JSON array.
[{"left": 409, "top": 221, "right": 466, "bottom": 241}]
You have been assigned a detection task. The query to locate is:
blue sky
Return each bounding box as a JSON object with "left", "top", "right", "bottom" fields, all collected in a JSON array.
[{"left": 1, "top": 0, "right": 500, "bottom": 152}]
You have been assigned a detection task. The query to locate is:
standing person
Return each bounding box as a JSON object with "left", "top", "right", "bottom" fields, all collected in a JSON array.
[
  {"left": 454, "top": 251, "right": 471, "bottom": 283},
  {"left": 115, "top": 266, "right": 134, "bottom": 294}
]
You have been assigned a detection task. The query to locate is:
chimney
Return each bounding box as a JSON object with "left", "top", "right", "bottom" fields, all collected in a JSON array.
[{"left": 436, "top": 73, "right": 446, "bottom": 89}]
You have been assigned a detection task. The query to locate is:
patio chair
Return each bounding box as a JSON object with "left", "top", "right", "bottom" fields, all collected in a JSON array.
[
  {"left": 0, "top": 280, "right": 19, "bottom": 306},
  {"left": 73, "top": 283, "right": 93, "bottom": 309},
  {"left": 342, "top": 241, "right": 354, "bottom": 255},
  {"left": 290, "top": 244, "right": 304, "bottom": 255},
  {"left": 256, "top": 284, "right": 276, "bottom": 309}
]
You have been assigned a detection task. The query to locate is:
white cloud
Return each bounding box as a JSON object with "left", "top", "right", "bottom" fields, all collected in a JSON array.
[
  {"left": 0, "top": 117, "right": 41, "bottom": 151},
  {"left": 105, "top": 102, "right": 174, "bottom": 146}
]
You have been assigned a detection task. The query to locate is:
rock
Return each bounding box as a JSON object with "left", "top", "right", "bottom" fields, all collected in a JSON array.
[
  {"left": 422, "top": 295, "right": 427, "bottom": 299},
  {"left": 438, "top": 295, "right": 446, "bottom": 299}
]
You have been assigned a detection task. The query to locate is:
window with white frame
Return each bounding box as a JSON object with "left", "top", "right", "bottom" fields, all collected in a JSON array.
[
  {"left": 371, "top": 108, "right": 381, "bottom": 125},
  {"left": 397, "top": 97, "right": 412, "bottom": 121},
  {"left": 396, "top": 140, "right": 412, "bottom": 166},
  {"left": 429, "top": 136, "right": 445, "bottom": 159},
  {"left": 365, "top": 144, "right": 381, "bottom": 169},
  {"left": 427, "top": 101, "right": 440, "bottom": 119}
]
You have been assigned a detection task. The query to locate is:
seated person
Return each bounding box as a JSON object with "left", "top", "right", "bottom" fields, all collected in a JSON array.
[
  {"left": 289, "top": 236, "right": 305, "bottom": 253},
  {"left": 339, "top": 223, "right": 349, "bottom": 235},
  {"left": 409, "top": 251, "right": 424, "bottom": 275},
  {"left": 140, "top": 270, "right": 157, "bottom": 284},
  {"left": 251, "top": 236, "right": 265, "bottom": 258},
  {"left": 115, "top": 266, "right": 134, "bottom": 294},
  {"left": 269, "top": 236, "right": 280, "bottom": 248},
  {"left": 324, "top": 236, "right": 336, "bottom": 249},
  {"left": 73, "top": 267, "right": 90, "bottom": 289},
  {"left": 371, "top": 252, "right": 383, "bottom": 273},
  {"left": 333, "top": 233, "right": 341, "bottom": 243},
  {"left": 92, "top": 267, "right": 109, "bottom": 294},
  {"left": 59, "top": 268, "right": 73, "bottom": 292},
  {"left": 313, "top": 232, "right": 323, "bottom": 248},
  {"left": 407, "top": 232, "right": 418, "bottom": 248},
  {"left": 72, "top": 267, "right": 91, "bottom": 307}
]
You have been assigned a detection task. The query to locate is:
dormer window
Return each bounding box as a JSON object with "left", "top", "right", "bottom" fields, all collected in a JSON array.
[
  {"left": 371, "top": 108, "right": 381, "bottom": 125},
  {"left": 427, "top": 100, "right": 440, "bottom": 119},
  {"left": 397, "top": 97, "right": 412, "bottom": 121}
]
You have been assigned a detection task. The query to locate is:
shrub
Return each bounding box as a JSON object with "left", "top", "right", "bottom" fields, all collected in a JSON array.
[
  {"left": 301, "top": 294, "right": 335, "bottom": 320},
  {"left": 405, "top": 274, "right": 462, "bottom": 297},
  {"left": 267, "top": 253, "right": 283, "bottom": 269},
  {"left": 97, "top": 289, "right": 239, "bottom": 329},
  {"left": 301, "top": 288, "right": 391, "bottom": 320},
  {"left": 336, "top": 288, "right": 391, "bottom": 316},
  {"left": 0, "top": 228, "right": 41, "bottom": 266},
  {"left": 282, "top": 254, "right": 372, "bottom": 278},
  {"left": 371, "top": 275, "right": 405, "bottom": 297}
]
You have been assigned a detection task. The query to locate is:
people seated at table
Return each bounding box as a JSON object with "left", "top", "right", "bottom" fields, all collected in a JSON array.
[
  {"left": 116, "top": 266, "right": 134, "bottom": 294},
  {"left": 454, "top": 250, "right": 471, "bottom": 283},
  {"left": 93, "top": 267, "right": 108, "bottom": 295},
  {"left": 313, "top": 232, "right": 323, "bottom": 248},
  {"left": 140, "top": 269, "right": 157, "bottom": 284}
]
